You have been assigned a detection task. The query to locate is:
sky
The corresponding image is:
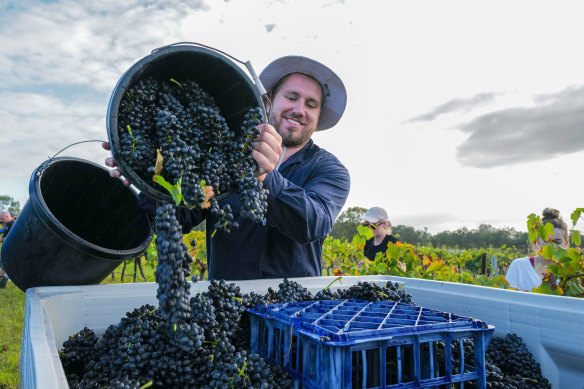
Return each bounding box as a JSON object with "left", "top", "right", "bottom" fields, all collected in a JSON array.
[{"left": 0, "top": 0, "right": 583, "bottom": 234}]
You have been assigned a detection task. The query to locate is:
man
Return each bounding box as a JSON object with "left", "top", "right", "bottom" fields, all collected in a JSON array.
[{"left": 106, "top": 56, "right": 350, "bottom": 280}]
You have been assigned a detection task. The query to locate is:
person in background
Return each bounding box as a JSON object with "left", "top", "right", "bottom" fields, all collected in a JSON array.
[
  {"left": 505, "top": 208, "right": 569, "bottom": 291},
  {"left": 0, "top": 211, "right": 15, "bottom": 243},
  {"left": 0, "top": 211, "right": 15, "bottom": 288},
  {"left": 104, "top": 55, "right": 350, "bottom": 280},
  {"left": 362, "top": 206, "right": 399, "bottom": 261}
]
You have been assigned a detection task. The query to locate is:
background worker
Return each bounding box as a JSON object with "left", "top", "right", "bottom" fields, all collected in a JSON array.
[
  {"left": 104, "top": 55, "right": 350, "bottom": 280},
  {"left": 505, "top": 208, "right": 569, "bottom": 291},
  {"left": 362, "top": 206, "right": 399, "bottom": 261},
  {"left": 0, "top": 211, "right": 15, "bottom": 287}
]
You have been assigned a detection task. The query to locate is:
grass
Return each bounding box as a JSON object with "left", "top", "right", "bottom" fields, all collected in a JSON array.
[
  {"left": 0, "top": 281, "right": 26, "bottom": 389},
  {"left": 0, "top": 258, "right": 156, "bottom": 388}
]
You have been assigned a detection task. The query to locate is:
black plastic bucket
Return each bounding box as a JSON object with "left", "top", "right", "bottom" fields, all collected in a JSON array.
[
  {"left": 106, "top": 42, "right": 266, "bottom": 203},
  {"left": 0, "top": 157, "right": 153, "bottom": 291}
]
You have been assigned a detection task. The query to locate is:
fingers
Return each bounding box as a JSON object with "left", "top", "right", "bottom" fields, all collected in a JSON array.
[
  {"left": 252, "top": 124, "right": 283, "bottom": 178},
  {"left": 105, "top": 152, "right": 131, "bottom": 186},
  {"left": 105, "top": 156, "right": 116, "bottom": 168},
  {"left": 107, "top": 168, "right": 131, "bottom": 186}
]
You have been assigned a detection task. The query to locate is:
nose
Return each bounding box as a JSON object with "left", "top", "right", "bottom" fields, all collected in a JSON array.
[{"left": 290, "top": 99, "right": 306, "bottom": 117}]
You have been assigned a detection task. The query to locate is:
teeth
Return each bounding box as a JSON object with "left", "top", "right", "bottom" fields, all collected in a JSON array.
[{"left": 287, "top": 118, "right": 301, "bottom": 125}]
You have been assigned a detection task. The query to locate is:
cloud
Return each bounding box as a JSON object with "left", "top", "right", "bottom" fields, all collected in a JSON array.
[
  {"left": 0, "top": 0, "right": 208, "bottom": 92},
  {"left": 265, "top": 23, "right": 276, "bottom": 32},
  {"left": 407, "top": 92, "right": 499, "bottom": 122},
  {"left": 456, "top": 85, "right": 584, "bottom": 168},
  {"left": 0, "top": 92, "right": 105, "bottom": 177}
]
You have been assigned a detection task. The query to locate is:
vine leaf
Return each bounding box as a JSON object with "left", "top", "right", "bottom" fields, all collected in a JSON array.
[
  {"left": 153, "top": 175, "right": 182, "bottom": 206},
  {"left": 570, "top": 208, "right": 583, "bottom": 226}
]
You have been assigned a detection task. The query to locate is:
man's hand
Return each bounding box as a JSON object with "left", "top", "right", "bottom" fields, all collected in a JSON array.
[
  {"left": 102, "top": 142, "right": 131, "bottom": 187},
  {"left": 251, "top": 124, "right": 283, "bottom": 182}
]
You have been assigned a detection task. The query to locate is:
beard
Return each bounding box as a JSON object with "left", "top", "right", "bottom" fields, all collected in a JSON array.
[{"left": 268, "top": 111, "right": 315, "bottom": 148}]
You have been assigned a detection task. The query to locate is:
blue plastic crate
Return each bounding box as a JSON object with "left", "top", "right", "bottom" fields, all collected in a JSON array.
[{"left": 248, "top": 300, "right": 494, "bottom": 389}]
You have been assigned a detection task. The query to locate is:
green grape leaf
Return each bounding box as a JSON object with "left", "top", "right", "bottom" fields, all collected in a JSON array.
[
  {"left": 540, "top": 244, "right": 555, "bottom": 259},
  {"left": 357, "top": 224, "right": 374, "bottom": 239},
  {"left": 554, "top": 246, "right": 569, "bottom": 262},
  {"left": 567, "top": 278, "right": 584, "bottom": 296},
  {"left": 533, "top": 281, "right": 561, "bottom": 295},
  {"left": 570, "top": 208, "right": 583, "bottom": 227},
  {"left": 153, "top": 175, "right": 182, "bottom": 206},
  {"left": 543, "top": 222, "right": 555, "bottom": 240},
  {"left": 570, "top": 230, "right": 581, "bottom": 247}
]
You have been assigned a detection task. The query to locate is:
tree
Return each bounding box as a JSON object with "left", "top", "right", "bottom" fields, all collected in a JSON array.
[
  {"left": 329, "top": 206, "right": 367, "bottom": 242},
  {"left": 0, "top": 196, "right": 21, "bottom": 215}
]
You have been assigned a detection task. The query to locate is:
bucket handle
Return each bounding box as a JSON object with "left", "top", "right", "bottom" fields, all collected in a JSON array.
[
  {"left": 49, "top": 140, "right": 107, "bottom": 160},
  {"left": 35, "top": 139, "right": 106, "bottom": 174},
  {"left": 151, "top": 42, "right": 268, "bottom": 98}
]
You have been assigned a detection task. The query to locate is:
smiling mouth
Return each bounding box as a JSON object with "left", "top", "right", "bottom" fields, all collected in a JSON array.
[{"left": 285, "top": 117, "right": 304, "bottom": 126}]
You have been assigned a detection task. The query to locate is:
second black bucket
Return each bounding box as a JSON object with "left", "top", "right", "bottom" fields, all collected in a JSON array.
[
  {"left": 106, "top": 42, "right": 266, "bottom": 203},
  {"left": 0, "top": 157, "right": 153, "bottom": 292}
]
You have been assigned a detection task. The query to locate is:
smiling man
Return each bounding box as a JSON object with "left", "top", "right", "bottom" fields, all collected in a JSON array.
[{"left": 111, "top": 55, "right": 351, "bottom": 280}]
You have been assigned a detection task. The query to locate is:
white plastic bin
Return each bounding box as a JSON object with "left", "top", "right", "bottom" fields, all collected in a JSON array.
[{"left": 20, "top": 276, "right": 584, "bottom": 388}]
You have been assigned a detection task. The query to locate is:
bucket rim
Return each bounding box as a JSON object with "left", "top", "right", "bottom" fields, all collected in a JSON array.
[
  {"left": 30, "top": 156, "right": 154, "bottom": 260},
  {"left": 106, "top": 44, "right": 266, "bottom": 206}
]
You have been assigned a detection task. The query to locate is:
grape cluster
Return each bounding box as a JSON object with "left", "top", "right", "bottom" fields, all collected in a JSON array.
[
  {"left": 117, "top": 77, "right": 269, "bottom": 233},
  {"left": 486, "top": 334, "right": 551, "bottom": 389},
  {"left": 59, "top": 327, "right": 99, "bottom": 377},
  {"left": 433, "top": 332, "right": 552, "bottom": 389},
  {"left": 336, "top": 280, "right": 413, "bottom": 304},
  {"left": 61, "top": 294, "right": 293, "bottom": 388},
  {"left": 154, "top": 203, "right": 192, "bottom": 326},
  {"left": 274, "top": 278, "right": 314, "bottom": 303}
]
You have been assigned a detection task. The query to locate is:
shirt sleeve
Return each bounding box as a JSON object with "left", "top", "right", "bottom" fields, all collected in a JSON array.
[
  {"left": 505, "top": 257, "right": 542, "bottom": 291},
  {"left": 262, "top": 156, "right": 350, "bottom": 244}
]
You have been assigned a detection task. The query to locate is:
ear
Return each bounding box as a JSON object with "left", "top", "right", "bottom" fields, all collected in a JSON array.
[{"left": 264, "top": 99, "right": 271, "bottom": 115}]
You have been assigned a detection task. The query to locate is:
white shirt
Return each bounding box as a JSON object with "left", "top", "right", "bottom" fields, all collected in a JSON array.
[{"left": 505, "top": 256, "right": 542, "bottom": 291}]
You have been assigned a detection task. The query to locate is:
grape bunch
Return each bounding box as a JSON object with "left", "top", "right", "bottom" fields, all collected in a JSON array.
[
  {"left": 336, "top": 280, "right": 411, "bottom": 303},
  {"left": 154, "top": 203, "right": 192, "bottom": 326},
  {"left": 486, "top": 334, "right": 551, "bottom": 389},
  {"left": 117, "top": 77, "right": 269, "bottom": 233},
  {"left": 274, "top": 277, "right": 314, "bottom": 303}
]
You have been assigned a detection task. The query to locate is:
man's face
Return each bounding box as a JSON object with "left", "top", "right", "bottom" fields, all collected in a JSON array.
[{"left": 267, "top": 73, "right": 323, "bottom": 148}]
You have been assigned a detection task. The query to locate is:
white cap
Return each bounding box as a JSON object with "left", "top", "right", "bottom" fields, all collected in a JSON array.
[
  {"left": 259, "top": 55, "right": 347, "bottom": 131},
  {"left": 363, "top": 207, "right": 389, "bottom": 223}
]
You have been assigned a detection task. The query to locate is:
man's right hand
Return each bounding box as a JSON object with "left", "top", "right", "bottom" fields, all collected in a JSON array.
[
  {"left": 252, "top": 124, "right": 283, "bottom": 182},
  {"left": 102, "top": 142, "right": 131, "bottom": 187}
]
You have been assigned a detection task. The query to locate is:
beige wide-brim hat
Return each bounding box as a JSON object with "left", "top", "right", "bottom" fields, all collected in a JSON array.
[{"left": 259, "top": 55, "right": 347, "bottom": 131}]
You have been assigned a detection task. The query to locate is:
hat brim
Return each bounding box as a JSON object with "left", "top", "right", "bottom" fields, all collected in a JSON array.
[
  {"left": 259, "top": 56, "right": 347, "bottom": 131},
  {"left": 363, "top": 215, "right": 382, "bottom": 223}
]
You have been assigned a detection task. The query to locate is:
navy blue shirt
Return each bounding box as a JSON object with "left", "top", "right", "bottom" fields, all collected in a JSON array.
[{"left": 143, "top": 139, "right": 350, "bottom": 280}]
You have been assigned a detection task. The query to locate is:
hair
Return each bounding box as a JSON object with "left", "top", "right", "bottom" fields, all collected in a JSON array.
[
  {"left": 542, "top": 208, "right": 568, "bottom": 238},
  {"left": 384, "top": 220, "right": 393, "bottom": 235},
  {"left": 531, "top": 208, "right": 569, "bottom": 252}
]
